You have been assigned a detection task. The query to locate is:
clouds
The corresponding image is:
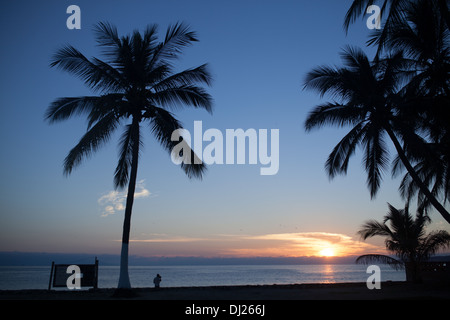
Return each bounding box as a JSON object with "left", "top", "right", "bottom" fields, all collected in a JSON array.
[
  {"left": 98, "top": 180, "right": 151, "bottom": 217},
  {"left": 231, "top": 232, "right": 383, "bottom": 257},
  {"left": 120, "top": 232, "right": 385, "bottom": 258},
  {"left": 128, "top": 234, "right": 208, "bottom": 243}
]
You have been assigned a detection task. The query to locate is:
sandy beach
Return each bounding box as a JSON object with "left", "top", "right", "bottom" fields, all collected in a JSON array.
[{"left": 1, "top": 282, "right": 449, "bottom": 300}]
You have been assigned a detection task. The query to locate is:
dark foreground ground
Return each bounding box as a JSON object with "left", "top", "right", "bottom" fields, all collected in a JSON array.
[{"left": 1, "top": 281, "right": 449, "bottom": 300}]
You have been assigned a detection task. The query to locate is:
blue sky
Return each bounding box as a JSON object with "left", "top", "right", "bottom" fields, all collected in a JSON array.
[{"left": 1, "top": 0, "right": 449, "bottom": 259}]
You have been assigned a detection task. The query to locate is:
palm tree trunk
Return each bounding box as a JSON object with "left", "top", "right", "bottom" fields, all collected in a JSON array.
[
  {"left": 117, "top": 118, "right": 140, "bottom": 289},
  {"left": 384, "top": 126, "right": 450, "bottom": 224},
  {"left": 405, "top": 262, "right": 420, "bottom": 282}
]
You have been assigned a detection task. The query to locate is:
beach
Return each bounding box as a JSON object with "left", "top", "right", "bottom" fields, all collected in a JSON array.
[{"left": 1, "top": 282, "right": 449, "bottom": 300}]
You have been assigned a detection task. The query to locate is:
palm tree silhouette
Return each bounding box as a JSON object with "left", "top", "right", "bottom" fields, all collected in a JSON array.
[
  {"left": 356, "top": 203, "right": 450, "bottom": 282},
  {"left": 303, "top": 46, "right": 450, "bottom": 223},
  {"left": 46, "top": 22, "right": 213, "bottom": 290},
  {"left": 370, "top": 0, "right": 450, "bottom": 213}
]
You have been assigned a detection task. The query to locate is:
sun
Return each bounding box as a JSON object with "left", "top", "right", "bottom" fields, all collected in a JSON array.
[{"left": 319, "top": 248, "right": 335, "bottom": 257}]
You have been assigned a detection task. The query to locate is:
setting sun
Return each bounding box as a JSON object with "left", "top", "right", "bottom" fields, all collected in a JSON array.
[{"left": 319, "top": 248, "right": 335, "bottom": 257}]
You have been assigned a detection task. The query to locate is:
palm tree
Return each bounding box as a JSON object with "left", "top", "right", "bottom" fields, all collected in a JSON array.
[
  {"left": 303, "top": 46, "right": 450, "bottom": 223},
  {"left": 46, "top": 22, "right": 213, "bottom": 290},
  {"left": 356, "top": 203, "right": 450, "bottom": 282},
  {"left": 371, "top": 0, "right": 450, "bottom": 212}
]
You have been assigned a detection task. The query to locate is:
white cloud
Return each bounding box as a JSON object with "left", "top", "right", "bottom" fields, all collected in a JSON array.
[{"left": 98, "top": 180, "right": 151, "bottom": 217}]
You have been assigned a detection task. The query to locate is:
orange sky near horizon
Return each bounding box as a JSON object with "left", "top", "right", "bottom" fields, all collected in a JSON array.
[{"left": 122, "top": 232, "right": 387, "bottom": 258}]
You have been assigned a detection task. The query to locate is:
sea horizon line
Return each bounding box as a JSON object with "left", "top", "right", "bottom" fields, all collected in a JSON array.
[{"left": 1, "top": 251, "right": 449, "bottom": 267}]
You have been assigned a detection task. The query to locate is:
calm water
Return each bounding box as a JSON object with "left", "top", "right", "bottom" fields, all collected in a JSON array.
[{"left": 0, "top": 264, "right": 405, "bottom": 290}]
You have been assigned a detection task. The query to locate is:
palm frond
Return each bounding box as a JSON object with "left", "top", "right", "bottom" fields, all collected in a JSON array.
[
  {"left": 384, "top": 203, "right": 412, "bottom": 232},
  {"left": 413, "top": 208, "right": 431, "bottom": 236},
  {"left": 362, "top": 125, "right": 390, "bottom": 198},
  {"left": 391, "top": 154, "right": 405, "bottom": 178},
  {"left": 376, "top": 51, "right": 410, "bottom": 94},
  {"left": 303, "top": 65, "right": 346, "bottom": 99},
  {"left": 304, "top": 47, "right": 377, "bottom": 103},
  {"left": 151, "top": 85, "right": 213, "bottom": 113},
  {"left": 304, "top": 103, "right": 364, "bottom": 131},
  {"left": 142, "top": 24, "right": 159, "bottom": 48},
  {"left": 371, "top": 0, "right": 410, "bottom": 57},
  {"left": 398, "top": 167, "right": 417, "bottom": 203},
  {"left": 356, "top": 254, "right": 405, "bottom": 270},
  {"left": 357, "top": 219, "right": 392, "bottom": 240},
  {"left": 50, "top": 45, "right": 124, "bottom": 93},
  {"left": 63, "top": 112, "right": 119, "bottom": 175},
  {"left": 85, "top": 94, "right": 124, "bottom": 130},
  {"left": 46, "top": 96, "right": 100, "bottom": 123},
  {"left": 343, "top": 0, "right": 375, "bottom": 33},
  {"left": 151, "top": 64, "right": 213, "bottom": 91},
  {"left": 46, "top": 94, "right": 124, "bottom": 132},
  {"left": 93, "top": 21, "right": 123, "bottom": 64},
  {"left": 91, "top": 57, "right": 127, "bottom": 90},
  {"left": 94, "top": 21, "right": 121, "bottom": 48},
  {"left": 148, "top": 107, "right": 182, "bottom": 152},
  {"left": 419, "top": 230, "right": 450, "bottom": 259},
  {"left": 160, "top": 22, "right": 198, "bottom": 59},
  {"left": 148, "top": 22, "right": 197, "bottom": 69},
  {"left": 180, "top": 150, "right": 207, "bottom": 179},
  {"left": 340, "top": 45, "right": 372, "bottom": 72},
  {"left": 325, "top": 122, "right": 365, "bottom": 178},
  {"left": 148, "top": 106, "right": 206, "bottom": 180},
  {"left": 145, "top": 64, "right": 172, "bottom": 86}
]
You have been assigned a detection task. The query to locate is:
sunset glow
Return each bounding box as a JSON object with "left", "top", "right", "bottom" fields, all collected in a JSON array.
[
  {"left": 122, "top": 232, "right": 385, "bottom": 258},
  {"left": 319, "top": 248, "right": 335, "bottom": 257}
]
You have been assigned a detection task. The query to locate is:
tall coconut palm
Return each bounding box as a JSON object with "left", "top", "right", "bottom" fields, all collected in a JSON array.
[
  {"left": 46, "top": 22, "right": 213, "bottom": 290},
  {"left": 371, "top": 0, "right": 450, "bottom": 212},
  {"left": 303, "top": 46, "right": 450, "bottom": 223},
  {"left": 356, "top": 203, "right": 450, "bottom": 282}
]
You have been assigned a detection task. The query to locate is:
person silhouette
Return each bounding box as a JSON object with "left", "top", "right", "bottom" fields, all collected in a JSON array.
[{"left": 153, "top": 274, "right": 162, "bottom": 288}]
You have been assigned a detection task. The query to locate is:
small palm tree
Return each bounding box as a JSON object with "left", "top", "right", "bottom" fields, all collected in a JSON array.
[
  {"left": 356, "top": 203, "right": 450, "bottom": 282},
  {"left": 46, "top": 22, "right": 213, "bottom": 290}
]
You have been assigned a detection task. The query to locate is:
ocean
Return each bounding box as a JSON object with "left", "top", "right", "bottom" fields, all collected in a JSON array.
[{"left": 0, "top": 264, "right": 405, "bottom": 290}]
